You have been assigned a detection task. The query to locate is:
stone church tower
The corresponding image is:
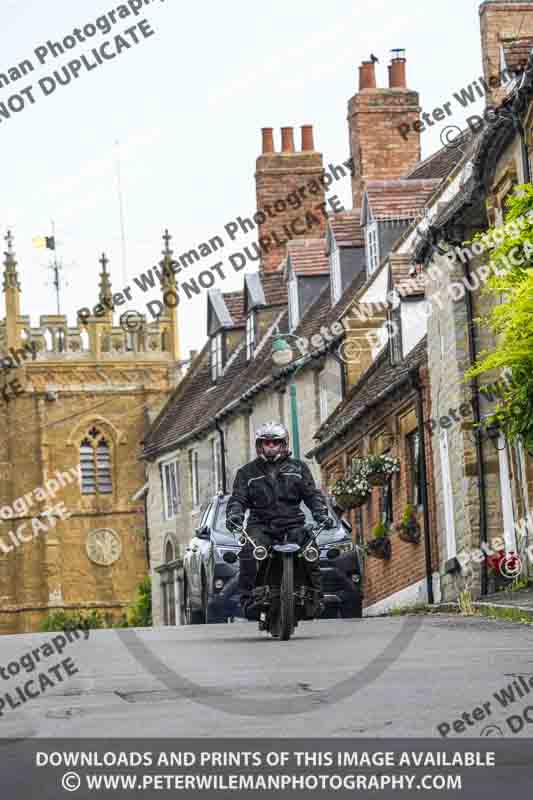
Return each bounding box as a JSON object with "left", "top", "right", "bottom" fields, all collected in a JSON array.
[{"left": 0, "top": 230, "right": 182, "bottom": 634}]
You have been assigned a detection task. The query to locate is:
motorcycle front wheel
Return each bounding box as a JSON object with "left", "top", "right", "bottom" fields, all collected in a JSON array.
[{"left": 279, "top": 553, "right": 295, "bottom": 640}]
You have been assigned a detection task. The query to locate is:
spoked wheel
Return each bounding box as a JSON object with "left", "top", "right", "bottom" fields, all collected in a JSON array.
[{"left": 279, "top": 554, "right": 295, "bottom": 640}]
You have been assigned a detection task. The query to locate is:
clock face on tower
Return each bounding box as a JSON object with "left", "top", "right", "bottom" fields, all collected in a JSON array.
[{"left": 86, "top": 528, "right": 122, "bottom": 566}]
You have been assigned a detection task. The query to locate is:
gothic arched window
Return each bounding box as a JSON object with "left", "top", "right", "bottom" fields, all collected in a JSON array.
[
  {"left": 165, "top": 540, "right": 175, "bottom": 563},
  {"left": 80, "top": 426, "right": 113, "bottom": 495}
]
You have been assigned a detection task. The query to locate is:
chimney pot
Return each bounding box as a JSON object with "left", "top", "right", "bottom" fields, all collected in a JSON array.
[
  {"left": 281, "top": 127, "right": 295, "bottom": 153},
  {"left": 301, "top": 125, "right": 314, "bottom": 151},
  {"left": 359, "top": 60, "right": 377, "bottom": 90},
  {"left": 389, "top": 56, "right": 407, "bottom": 88},
  {"left": 261, "top": 127, "right": 274, "bottom": 154}
]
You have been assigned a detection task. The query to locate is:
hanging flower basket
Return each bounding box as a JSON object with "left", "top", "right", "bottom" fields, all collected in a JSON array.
[
  {"left": 329, "top": 472, "right": 371, "bottom": 511},
  {"left": 396, "top": 504, "right": 421, "bottom": 544},
  {"left": 367, "top": 471, "right": 389, "bottom": 487},
  {"left": 352, "top": 454, "right": 400, "bottom": 487},
  {"left": 366, "top": 537, "right": 392, "bottom": 560},
  {"left": 335, "top": 492, "right": 369, "bottom": 510},
  {"left": 398, "top": 525, "right": 421, "bottom": 545},
  {"left": 365, "top": 521, "right": 392, "bottom": 560}
]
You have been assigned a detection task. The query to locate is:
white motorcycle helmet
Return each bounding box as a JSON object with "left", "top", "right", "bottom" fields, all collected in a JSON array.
[{"left": 255, "top": 421, "right": 290, "bottom": 463}]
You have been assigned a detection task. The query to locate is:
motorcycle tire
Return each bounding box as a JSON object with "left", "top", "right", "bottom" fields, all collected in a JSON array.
[{"left": 280, "top": 553, "right": 295, "bottom": 641}]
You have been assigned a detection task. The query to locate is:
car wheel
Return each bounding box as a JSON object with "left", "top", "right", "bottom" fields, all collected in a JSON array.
[
  {"left": 184, "top": 579, "right": 204, "bottom": 625},
  {"left": 200, "top": 577, "right": 209, "bottom": 624}
]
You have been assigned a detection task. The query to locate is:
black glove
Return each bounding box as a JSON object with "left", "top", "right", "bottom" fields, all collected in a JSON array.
[
  {"left": 227, "top": 514, "right": 244, "bottom": 534},
  {"left": 316, "top": 516, "right": 335, "bottom": 530}
]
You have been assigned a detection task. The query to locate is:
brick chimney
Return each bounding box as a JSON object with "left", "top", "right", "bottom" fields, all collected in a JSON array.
[
  {"left": 255, "top": 126, "right": 326, "bottom": 272},
  {"left": 348, "top": 51, "right": 421, "bottom": 209},
  {"left": 479, "top": 1, "right": 533, "bottom": 106}
]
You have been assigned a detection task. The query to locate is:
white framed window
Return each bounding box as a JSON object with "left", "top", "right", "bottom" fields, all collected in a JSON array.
[
  {"left": 289, "top": 277, "right": 299, "bottom": 331},
  {"left": 188, "top": 449, "right": 199, "bottom": 507},
  {"left": 330, "top": 239, "right": 342, "bottom": 304},
  {"left": 211, "top": 438, "right": 222, "bottom": 493},
  {"left": 161, "top": 459, "right": 180, "bottom": 520},
  {"left": 246, "top": 312, "right": 255, "bottom": 360},
  {"left": 366, "top": 220, "right": 380, "bottom": 275},
  {"left": 210, "top": 332, "right": 223, "bottom": 380}
]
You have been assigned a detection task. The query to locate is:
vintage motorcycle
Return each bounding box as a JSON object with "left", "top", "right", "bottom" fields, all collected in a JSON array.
[{"left": 223, "top": 519, "right": 332, "bottom": 640}]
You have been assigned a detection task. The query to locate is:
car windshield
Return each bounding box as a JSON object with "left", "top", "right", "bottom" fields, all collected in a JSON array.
[{"left": 214, "top": 497, "right": 350, "bottom": 545}]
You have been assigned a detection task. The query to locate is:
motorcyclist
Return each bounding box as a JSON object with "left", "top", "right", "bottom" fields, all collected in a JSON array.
[{"left": 226, "top": 421, "right": 335, "bottom": 617}]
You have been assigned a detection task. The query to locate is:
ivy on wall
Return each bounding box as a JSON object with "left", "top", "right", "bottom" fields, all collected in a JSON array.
[{"left": 466, "top": 184, "right": 533, "bottom": 451}]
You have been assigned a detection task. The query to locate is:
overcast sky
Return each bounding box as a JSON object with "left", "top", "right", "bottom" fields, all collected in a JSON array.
[{"left": 1, "top": 0, "right": 486, "bottom": 359}]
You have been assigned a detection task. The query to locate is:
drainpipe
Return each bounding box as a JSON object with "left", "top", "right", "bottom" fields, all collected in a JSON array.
[
  {"left": 143, "top": 490, "right": 150, "bottom": 569},
  {"left": 214, "top": 418, "right": 227, "bottom": 494},
  {"left": 462, "top": 257, "right": 489, "bottom": 596},
  {"left": 409, "top": 366, "right": 434, "bottom": 605}
]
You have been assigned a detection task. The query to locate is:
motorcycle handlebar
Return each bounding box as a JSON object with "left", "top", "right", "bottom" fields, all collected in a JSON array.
[{"left": 229, "top": 519, "right": 329, "bottom": 548}]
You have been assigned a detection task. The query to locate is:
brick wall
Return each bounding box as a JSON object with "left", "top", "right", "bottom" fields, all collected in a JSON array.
[
  {"left": 315, "top": 373, "right": 439, "bottom": 612},
  {"left": 255, "top": 126, "right": 326, "bottom": 272},
  {"left": 479, "top": 2, "right": 533, "bottom": 105},
  {"left": 348, "top": 58, "right": 421, "bottom": 209}
]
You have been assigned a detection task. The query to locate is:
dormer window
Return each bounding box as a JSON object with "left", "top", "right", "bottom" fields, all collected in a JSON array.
[
  {"left": 366, "top": 219, "right": 380, "bottom": 275},
  {"left": 288, "top": 277, "right": 299, "bottom": 331},
  {"left": 210, "top": 332, "right": 223, "bottom": 380},
  {"left": 330, "top": 237, "right": 341, "bottom": 305},
  {"left": 246, "top": 312, "right": 256, "bottom": 360}
]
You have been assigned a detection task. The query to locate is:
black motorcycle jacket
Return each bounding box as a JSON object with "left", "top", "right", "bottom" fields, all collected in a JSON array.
[{"left": 227, "top": 454, "right": 329, "bottom": 529}]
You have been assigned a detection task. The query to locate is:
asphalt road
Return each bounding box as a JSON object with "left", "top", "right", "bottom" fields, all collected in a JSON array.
[{"left": 2, "top": 614, "right": 533, "bottom": 740}]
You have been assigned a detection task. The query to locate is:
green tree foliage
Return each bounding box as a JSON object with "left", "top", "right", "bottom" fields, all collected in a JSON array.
[
  {"left": 40, "top": 578, "right": 152, "bottom": 632},
  {"left": 466, "top": 185, "right": 533, "bottom": 451},
  {"left": 126, "top": 575, "right": 152, "bottom": 627}
]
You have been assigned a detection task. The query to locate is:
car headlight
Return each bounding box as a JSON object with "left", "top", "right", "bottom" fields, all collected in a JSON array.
[
  {"left": 217, "top": 546, "right": 240, "bottom": 560},
  {"left": 335, "top": 541, "right": 355, "bottom": 554}
]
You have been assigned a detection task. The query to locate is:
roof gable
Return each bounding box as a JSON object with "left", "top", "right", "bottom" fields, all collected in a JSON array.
[
  {"left": 363, "top": 180, "right": 440, "bottom": 224},
  {"left": 244, "top": 272, "right": 267, "bottom": 314},
  {"left": 207, "top": 289, "right": 244, "bottom": 335}
]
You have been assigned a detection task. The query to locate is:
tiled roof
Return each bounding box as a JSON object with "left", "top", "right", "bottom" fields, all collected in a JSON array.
[
  {"left": 142, "top": 261, "right": 369, "bottom": 458},
  {"left": 329, "top": 210, "right": 364, "bottom": 248},
  {"left": 389, "top": 254, "right": 425, "bottom": 297},
  {"left": 222, "top": 290, "right": 245, "bottom": 326},
  {"left": 142, "top": 297, "right": 291, "bottom": 459},
  {"left": 307, "top": 336, "right": 428, "bottom": 458},
  {"left": 502, "top": 37, "right": 533, "bottom": 73},
  {"left": 258, "top": 269, "right": 288, "bottom": 306},
  {"left": 286, "top": 238, "right": 329, "bottom": 276},
  {"left": 365, "top": 179, "right": 439, "bottom": 221},
  {"left": 405, "top": 139, "right": 467, "bottom": 180}
]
